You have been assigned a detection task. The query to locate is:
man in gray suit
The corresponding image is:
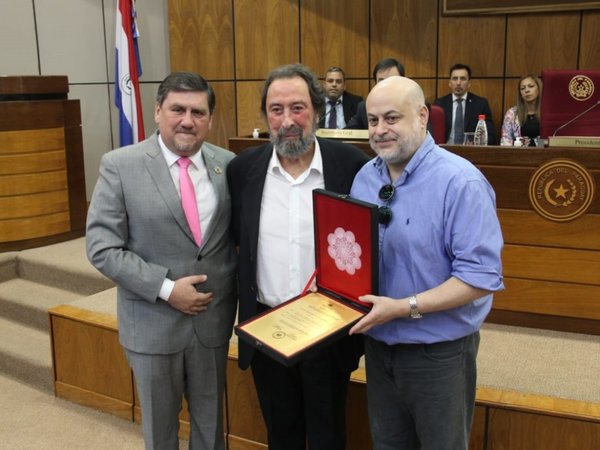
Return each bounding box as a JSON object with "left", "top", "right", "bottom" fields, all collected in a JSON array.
[{"left": 86, "top": 72, "right": 237, "bottom": 450}]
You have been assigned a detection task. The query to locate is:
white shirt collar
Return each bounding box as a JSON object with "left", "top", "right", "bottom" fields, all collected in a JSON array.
[
  {"left": 158, "top": 134, "right": 205, "bottom": 169},
  {"left": 268, "top": 138, "right": 323, "bottom": 180},
  {"left": 453, "top": 93, "right": 468, "bottom": 103}
]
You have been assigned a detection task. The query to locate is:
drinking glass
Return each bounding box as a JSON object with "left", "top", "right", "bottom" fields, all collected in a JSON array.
[{"left": 463, "top": 132, "right": 475, "bottom": 145}]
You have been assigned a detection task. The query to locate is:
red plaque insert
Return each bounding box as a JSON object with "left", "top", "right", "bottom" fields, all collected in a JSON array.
[{"left": 235, "top": 189, "right": 379, "bottom": 366}]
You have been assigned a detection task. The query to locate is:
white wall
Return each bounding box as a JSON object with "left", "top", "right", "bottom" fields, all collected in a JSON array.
[{"left": 0, "top": 0, "right": 170, "bottom": 199}]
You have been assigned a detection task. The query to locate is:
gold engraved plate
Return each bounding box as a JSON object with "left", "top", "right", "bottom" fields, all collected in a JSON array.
[
  {"left": 316, "top": 128, "right": 369, "bottom": 140},
  {"left": 239, "top": 293, "right": 363, "bottom": 358},
  {"left": 529, "top": 159, "right": 595, "bottom": 222}
]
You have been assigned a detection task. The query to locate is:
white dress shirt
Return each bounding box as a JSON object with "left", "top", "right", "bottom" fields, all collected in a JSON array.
[
  {"left": 256, "top": 141, "right": 325, "bottom": 307},
  {"left": 326, "top": 96, "right": 345, "bottom": 129},
  {"left": 449, "top": 93, "right": 468, "bottom": 144},
  {"left": 158, "top": 135, "right": 217, "bottom": 301}
]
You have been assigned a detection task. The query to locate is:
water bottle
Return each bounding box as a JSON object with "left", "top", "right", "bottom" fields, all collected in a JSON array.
[{"left": 474, "top": 114, "right": 488, "bottom": 146}]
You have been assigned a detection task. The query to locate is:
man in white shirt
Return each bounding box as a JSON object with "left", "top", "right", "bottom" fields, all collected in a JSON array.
[{"left": 227, "top": 63, "right": 369, "bottom": 450}]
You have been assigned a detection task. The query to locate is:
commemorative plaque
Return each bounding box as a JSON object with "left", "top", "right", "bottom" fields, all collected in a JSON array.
[{"left": 235, "top": 189, "right": 379, "bottom": 366}]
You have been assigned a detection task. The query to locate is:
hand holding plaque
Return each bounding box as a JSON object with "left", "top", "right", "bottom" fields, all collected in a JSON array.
[{"left": 235, "top": 189, "right": 379, "bottom": 366}]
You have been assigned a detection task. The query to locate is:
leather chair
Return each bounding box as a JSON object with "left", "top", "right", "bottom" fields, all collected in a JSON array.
[
  {"left": 540, "top": 69, "right": 600, "bottom": 138},
  {"left": 429, "top": 104, "right": 446, "bottom": 144}
]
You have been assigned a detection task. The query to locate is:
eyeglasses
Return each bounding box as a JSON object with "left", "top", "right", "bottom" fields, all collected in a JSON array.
[{"left": 378, "top": 184, "right": 395, "bottom": 225}]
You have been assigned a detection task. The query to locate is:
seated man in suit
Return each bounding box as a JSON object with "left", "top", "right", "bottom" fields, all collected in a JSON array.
[
  {"left": 434, "top": 63, "right": 497, "bottom": 145},
  {"left": 319, "top": 66, "right": 363, "bottom": 129},
  {"left": 345, "top": 58, "right": 405, "bottom": 130}
]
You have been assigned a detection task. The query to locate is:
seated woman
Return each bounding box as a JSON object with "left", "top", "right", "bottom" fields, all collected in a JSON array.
[{"left": 501, "top": 74, "right": 542, "bottom": 146}]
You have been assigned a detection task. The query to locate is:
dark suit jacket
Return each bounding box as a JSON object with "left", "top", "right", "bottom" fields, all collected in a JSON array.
[
  {"left": 227, "top": 138, "right": 370, "bottom": 371},
  {"left": 344, "top": 100, "right": 368, "bottom": 130},
  {"left": 433, "top": 92, "right": 497, "bottom": 145},
  {"left": 86, "top": 132, "right": 238, "bottom": 354},
  {"left": 319, "top": 91, "right": 363, "bottom": 128}
]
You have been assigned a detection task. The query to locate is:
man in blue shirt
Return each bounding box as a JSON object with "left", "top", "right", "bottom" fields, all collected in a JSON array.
[{"left": 350, "top": 76, "right": 504, "bottom": 450}]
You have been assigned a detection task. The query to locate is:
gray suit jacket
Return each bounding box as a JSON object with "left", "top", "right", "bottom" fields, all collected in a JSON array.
[{"left": 86, "top": 132, "right": 237, "bottom": 355}]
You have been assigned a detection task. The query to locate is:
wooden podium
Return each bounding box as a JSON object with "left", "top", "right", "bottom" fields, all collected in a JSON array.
[{"left": 0, "top": 76, "right": 87, "bottom": 251}]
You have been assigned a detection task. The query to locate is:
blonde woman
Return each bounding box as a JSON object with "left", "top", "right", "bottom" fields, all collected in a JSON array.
[{"left": 501, "top": 74, "right": 542, "bottom": 146}]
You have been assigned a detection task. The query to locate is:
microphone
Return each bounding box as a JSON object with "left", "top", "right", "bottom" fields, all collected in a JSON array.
[{"left": 553, "top": 99, "right": 600, "bottom": 136}]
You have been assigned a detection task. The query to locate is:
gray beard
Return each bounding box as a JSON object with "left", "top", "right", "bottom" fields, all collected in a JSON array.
[{"left": 271, "top": 124, "right": 316, "bottom": 160}]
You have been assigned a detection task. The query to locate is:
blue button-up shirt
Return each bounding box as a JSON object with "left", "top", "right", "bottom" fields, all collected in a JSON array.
[{"left": 350, "top": 134, "right": 504, "bottom": 344}]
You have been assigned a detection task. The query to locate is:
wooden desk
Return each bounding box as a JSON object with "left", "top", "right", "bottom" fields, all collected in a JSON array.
[{"left": 228, "top": 137, "right": 600, "bottom": 335}]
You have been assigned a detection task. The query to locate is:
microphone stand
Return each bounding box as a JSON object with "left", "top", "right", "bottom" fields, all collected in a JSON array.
[{"left": 553, "top": 99, "right": 600, "bottom": 136}]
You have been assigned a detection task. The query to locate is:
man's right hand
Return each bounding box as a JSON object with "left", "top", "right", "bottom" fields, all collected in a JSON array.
[{"left": 168, "top": 275, "right": 213, "bottom": 315}]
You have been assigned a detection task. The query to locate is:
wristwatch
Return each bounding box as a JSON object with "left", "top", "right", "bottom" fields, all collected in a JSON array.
[{"left": 408, "top": 295, "right": 423, "bottom": 319}]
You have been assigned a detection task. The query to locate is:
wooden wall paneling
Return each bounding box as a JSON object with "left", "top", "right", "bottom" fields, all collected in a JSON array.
[
  {"left": 580, "top": 11, "right": 600, "bottom": 68},
  {"left": 494, "top": 277, "right": 600, "bottom": 319},
  {"left": 417, "top": 78, "right": 438, "bottom": 105},
  {"left": 437, "top": 15, "right": 506, "bottom": 78},
  {"left": 300, "top": 0, "right": 369, "bottom": 79},
  {"left": 506, "top": 12, "right": 581, "bottom": 76},
  {"left": 234, "top": 0, "right": 300, "bottom": 79},
  {"left": 168, "top": 0, "right": 234, "bottom": 80},
  {"left": 236, "top": 81, "right": 265, "bottom": 139},
  {"left": 168, "top": 1, "right": 599, "bottom": 152},
  {"left": 343, "top": 79, "right": 371, "bottom": 103},
  {"left": 499, "top": 210, "right": 600, "bottom": 250},
  {"left": 209, "top": 82, "right": 236, "bottom": 149},
  {"left": 501, "top": 77, "right": 521, "bottom": 123},
  {"left": 371, "top": 0, "right": 438, "bottom": 78},
  {"left": 502, "top": 244, "right": 600, "bottom": 285},
  {"left": 487, "top": 408, "right": 600, "bottom": 450},
  {"left": 470, "top": 79, "right": 505, "bottom": 141},
  {"left": 443, "top": 0, "right": 600, "bottom": 15}
]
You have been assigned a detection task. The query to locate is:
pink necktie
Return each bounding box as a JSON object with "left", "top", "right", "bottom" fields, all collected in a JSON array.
[{"left": 177, "top": 157, "right": 202, "bottom": 246}]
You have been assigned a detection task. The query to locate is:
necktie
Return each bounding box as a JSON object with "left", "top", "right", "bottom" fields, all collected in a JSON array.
[
  {"left": 328, "top": 100, "right": 338, "bottom": 129},
  {"left": 177, "top": 157, "right": 202, "bottom": 246},
  {"left": 454, "top": 98, "right": 464, "bottom": 144}
]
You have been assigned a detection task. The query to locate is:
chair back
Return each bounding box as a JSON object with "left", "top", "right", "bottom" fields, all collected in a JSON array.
[
  {"left": 429, "top": 104, "right": 446, "bottom": 144},
  {"left": 540, "top": 69, "right": 600, "bottom": 138}
]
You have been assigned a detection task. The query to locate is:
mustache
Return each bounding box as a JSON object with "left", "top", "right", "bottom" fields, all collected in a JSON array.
[{"left": 276, "top": 124, "right": 304, "bottom": 138}]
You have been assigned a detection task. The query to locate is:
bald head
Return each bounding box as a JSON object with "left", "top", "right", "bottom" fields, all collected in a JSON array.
[
  {"left": 367, "top": 76, "right": 426, "bottom": 112},
  {"left": 365, "top": 76, "right": 429, "bottom": 174}
]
